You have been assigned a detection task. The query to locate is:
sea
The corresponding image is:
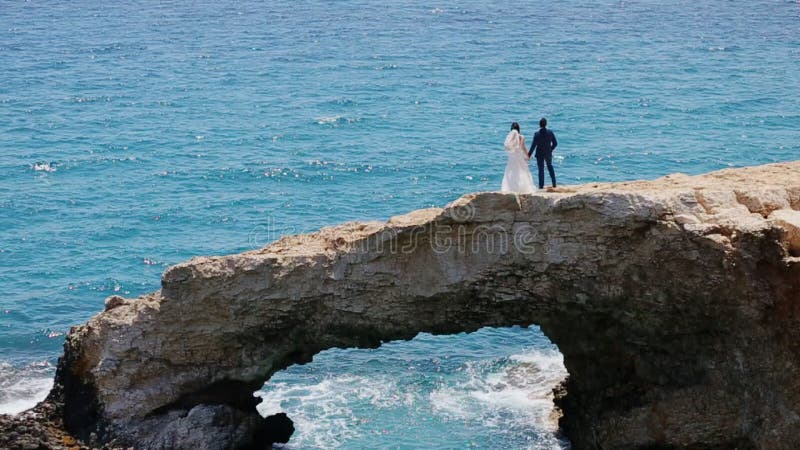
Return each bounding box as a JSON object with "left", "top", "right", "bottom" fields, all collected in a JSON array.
[{"left": 1, "top": 1, "right": 798, "bottom": 448}]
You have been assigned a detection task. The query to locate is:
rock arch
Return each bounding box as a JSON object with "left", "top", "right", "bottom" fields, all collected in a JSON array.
[{"left": 55, "top": 162, "right": 800, "bottom": 449}]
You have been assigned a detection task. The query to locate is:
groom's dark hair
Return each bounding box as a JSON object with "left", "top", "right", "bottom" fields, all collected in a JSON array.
[
  {"left": 539, "top": 117, "right": 547, "bottom": 128},
  {"left": 511, "top": 122, "right": 520, "bottom": 132}
]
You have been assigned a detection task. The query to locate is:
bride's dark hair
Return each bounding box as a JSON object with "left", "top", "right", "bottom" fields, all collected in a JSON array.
[{"left": 511, "top": 122, "right": 520, "bottom": 132}]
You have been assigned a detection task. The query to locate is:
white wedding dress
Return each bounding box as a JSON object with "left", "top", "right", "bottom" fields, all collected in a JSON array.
[{"left": 501, "top": 130, "right": 536, "bottom": 194}]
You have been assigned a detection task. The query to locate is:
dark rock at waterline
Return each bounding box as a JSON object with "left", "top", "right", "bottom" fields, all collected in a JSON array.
[
  {"left": 114, "top": 404, "right": 289, "bottom": 450},
  {"left": 0, "top": 395, "right": 294, "bottom": 450},
  {"left": 0, "top": 396, "right": 97, "bottom": 450},
  {"left": 260, "top": 413, "right": 294, "bottom": 445}
]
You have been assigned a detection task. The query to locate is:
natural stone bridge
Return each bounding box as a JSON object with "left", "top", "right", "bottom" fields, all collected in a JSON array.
[{"left": 17, "top": 162, "right": 800, "bottom": 449}]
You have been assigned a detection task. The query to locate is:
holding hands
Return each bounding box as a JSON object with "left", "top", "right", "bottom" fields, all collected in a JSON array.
[{"left": 520, "top": 135, "right": 530, "bottom": 160}]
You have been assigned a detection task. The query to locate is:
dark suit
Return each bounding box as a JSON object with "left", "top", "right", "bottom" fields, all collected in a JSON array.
[{"left": 528, "top": 127, "right": 558, "bottom": 188}]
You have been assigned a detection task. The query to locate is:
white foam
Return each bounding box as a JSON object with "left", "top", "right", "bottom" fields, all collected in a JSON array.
[
  {"left": 314, "top": 116, "right": 360, "bottom": 125},
  {"left": 0, "top": 365, "right": 53, "bottom": 414},
  {"left": 31, "top": 162, "right": 56, "bottom": 172},
  {"left": 257, "top": 375, "right": 401, "bottom": 449},
  {"left": 315, "top": 116, "right": 340, "bottom": 125},
  {"left": 430, "top": 349, "right": 568, "bottom": 448}
]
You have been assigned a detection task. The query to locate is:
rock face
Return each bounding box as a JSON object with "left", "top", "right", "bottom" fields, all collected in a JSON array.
[{"left": 44, "top": 162, "right": 800, "bottom": 448}]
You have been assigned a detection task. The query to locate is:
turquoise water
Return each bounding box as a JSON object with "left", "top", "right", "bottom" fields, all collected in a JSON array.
[{"left": 1, "top": 0, "right": 798, "bottom": 447}]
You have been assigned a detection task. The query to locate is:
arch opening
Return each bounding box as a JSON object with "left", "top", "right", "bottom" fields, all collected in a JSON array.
[{"left": 255, "top": 325, "right": 570, "bottom": 449}]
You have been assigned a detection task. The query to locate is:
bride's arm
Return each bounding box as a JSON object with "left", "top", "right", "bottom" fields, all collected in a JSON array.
[{"left": 520, "top": 136, "right": 529, "bottom": 159}]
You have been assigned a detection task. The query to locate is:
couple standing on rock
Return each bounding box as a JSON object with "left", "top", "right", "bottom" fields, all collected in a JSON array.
[{"left": 501, "top": 118, "right": 558, "bottom": 194}]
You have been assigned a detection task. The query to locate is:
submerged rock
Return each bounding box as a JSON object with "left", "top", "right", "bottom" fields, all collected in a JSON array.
[{"left": 8, "top": 161, "right": 800, "bottom": 449}]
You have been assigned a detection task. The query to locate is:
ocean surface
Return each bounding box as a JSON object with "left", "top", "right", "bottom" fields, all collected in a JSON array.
[{"left": 1, "top": 0, "right": 798, "bottom": 448}]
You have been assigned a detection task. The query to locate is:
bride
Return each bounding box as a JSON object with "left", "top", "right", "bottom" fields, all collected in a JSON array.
[{"left": 501, "top": 122, "right": 536, "bottom": 194}]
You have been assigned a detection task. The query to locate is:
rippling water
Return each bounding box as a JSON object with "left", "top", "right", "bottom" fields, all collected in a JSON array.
[{"left": 1, "top": 0, "right": 798, "bottom": 447}]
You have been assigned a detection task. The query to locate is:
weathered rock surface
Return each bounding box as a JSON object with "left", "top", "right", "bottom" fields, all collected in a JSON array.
[{"left": 7, "top": 161, "right": 800, "bottom": 449}]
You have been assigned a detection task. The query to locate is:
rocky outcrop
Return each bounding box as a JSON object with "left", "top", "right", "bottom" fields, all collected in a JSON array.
[{"left": 13, "top": 162, "right": 800, "bottom": 449}]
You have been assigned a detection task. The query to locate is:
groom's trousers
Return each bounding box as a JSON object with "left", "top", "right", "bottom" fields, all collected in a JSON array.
[{"left": 536, "top": 154, "right": 556, "bottom": 189}]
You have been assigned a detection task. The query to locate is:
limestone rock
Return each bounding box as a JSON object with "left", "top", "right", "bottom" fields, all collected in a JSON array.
[
  {"left": 103, "top": 295, "right": 126, "bottom": 311},
  {"left": 18, "top": 161, "right": 800, "bottom": 449},
  {"left": 769, "top": 209, "right": 800, "bottom": 256}
]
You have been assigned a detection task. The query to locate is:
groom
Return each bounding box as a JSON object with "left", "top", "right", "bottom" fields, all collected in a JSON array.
[{"left": 527, "top": 117, "right": 558, "bottom": 189}]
